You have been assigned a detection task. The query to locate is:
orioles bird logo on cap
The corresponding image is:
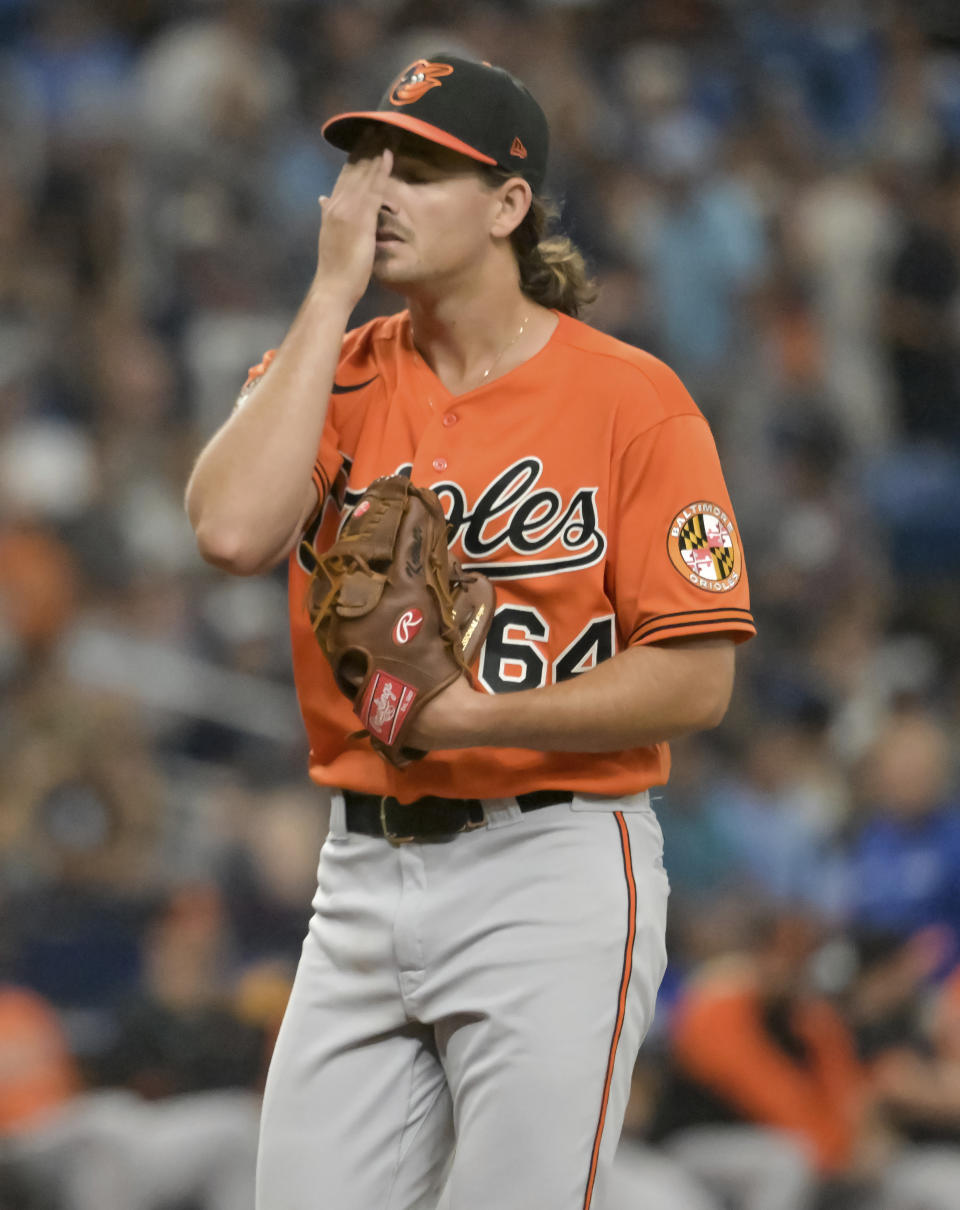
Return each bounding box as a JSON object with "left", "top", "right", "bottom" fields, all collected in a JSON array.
[{"left": 390, "top": 59, "right": 454, "bottom": 106}]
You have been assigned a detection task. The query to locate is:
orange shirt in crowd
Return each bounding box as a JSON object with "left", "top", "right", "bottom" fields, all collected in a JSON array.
[
  {"left": 932, "top": 965, "right": 960, "bottom": 1060},
  {"left": 669, "top": 960, "right": 867, "bottom": 1173},
  {"left": 0, "top": 986, "right": 78, "bottom": 1133},
  {"left": 246, "top": 310, "right": 756, "bottom": 801}
]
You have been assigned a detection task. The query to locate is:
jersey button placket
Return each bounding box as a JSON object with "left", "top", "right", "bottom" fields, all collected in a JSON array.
[
  {"left": 432, "top": 457, "right": 447, "bottom": 472},
  {"left": 441, "top": 412, "right": 458, "bottom": 428}
]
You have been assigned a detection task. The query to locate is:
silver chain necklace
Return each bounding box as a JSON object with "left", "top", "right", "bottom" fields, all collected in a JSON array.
[
  {"left": 477, "top": 314, "right": 530, "bottom": 384},
  {"left": 414, "top": 314, "right": 531, "bottom": 397}
]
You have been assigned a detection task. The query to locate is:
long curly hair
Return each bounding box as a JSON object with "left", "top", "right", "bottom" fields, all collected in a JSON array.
[{"left": 482, "top": 168, "right": 597, "bottom": 317}]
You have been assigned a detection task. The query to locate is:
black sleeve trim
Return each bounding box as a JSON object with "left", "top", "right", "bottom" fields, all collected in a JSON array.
[
  {"left": 631, "top": 611, "right": 756, "bottom": 644},
  {"left": 629, "top": 605, "right": 755, "bottom": 643},
  {"left": 312, "top": 459, "right": 331, "bottom": 500}
]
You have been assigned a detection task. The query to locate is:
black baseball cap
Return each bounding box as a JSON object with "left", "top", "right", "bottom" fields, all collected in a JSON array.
[{"left": 322, "top": 54, "right": 549, "bottom": 193}]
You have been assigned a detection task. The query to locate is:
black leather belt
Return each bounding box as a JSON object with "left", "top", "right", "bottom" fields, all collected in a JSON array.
[{"left": 342, "top": 789, "right": 574, "bottom": 844}]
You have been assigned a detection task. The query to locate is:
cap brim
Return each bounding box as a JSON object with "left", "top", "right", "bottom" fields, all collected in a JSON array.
[{"left": 321, "top": 111, "right": 498, "bottom": 168}]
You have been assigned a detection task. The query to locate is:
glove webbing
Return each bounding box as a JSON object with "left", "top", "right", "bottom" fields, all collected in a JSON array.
[
  {"left": 425, "top": 549, "right": 472, "bottom": 670},
  {"left": 301, "top": 545, "right": 388, "bottom": 642}
]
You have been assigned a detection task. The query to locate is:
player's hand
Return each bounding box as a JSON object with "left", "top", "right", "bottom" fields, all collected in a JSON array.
[
  {"left": 403, "top": 675, "right": 489, "bottom": 750},
  {"left": 315, "top": 148, "right": 393, "bottom": 307}
]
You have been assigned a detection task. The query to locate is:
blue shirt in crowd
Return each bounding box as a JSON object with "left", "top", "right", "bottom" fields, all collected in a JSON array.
[{"left": 843, "top": 802, "right": 960, "bottom": 967}]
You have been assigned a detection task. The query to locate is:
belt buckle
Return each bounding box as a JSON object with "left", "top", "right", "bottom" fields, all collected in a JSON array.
[
  {"left": 379, "top": 797, "right": 487, "bottom": 844},
  {"left": 380, "top": 797, "right": 416, "bottom": 846}
]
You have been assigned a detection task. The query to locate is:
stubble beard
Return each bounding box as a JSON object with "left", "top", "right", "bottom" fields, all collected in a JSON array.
[{"left": 372, "top": 247, "right": 425, "bottom": 294}]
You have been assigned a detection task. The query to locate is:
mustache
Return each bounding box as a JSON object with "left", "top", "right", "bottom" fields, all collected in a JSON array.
[{"left": 376, "top": 217, "right": 408, "bottom": 241}]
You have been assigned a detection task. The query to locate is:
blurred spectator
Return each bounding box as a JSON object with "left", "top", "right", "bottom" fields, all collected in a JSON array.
[
  {"left": 838, "top": 708, "right": 960, "bottom": 971},
  {"left": 653, "top": 735, "right": 742, "bottom": 904},
  {"left": 743, "top": 410, "right": 891, "bottom": 659},
  {"left": 133, "top": 2, "right": 293, "bottom": 166},
  {"left": 0, "top": 986, "right": 78, "bottom": 1136},
  {"left": 787, "top": 164, "right": 896, "bottom": 453},
  {"left": 214, "top": 781, "right": 329, "bottom": 965},
  {"left": 934, "top": 965, "right": 960, "bottom": 1063},
  {"left": 883, "top": 157, "right": 960, "bottom": 444},
  {"left": 0, "top": 978, "right": 261, "bottom": 1210},
  {"left": 871, "top": 12, "right": 947, "bottom": 174},
  {"left": 1, "top": 686, "right": 164, "bottom": 1014},
  {"left": 629, "top": 96, "right": 768, "bottom": 400},
  {"left": 842, "top": 929, "right": 960, "bottom": 1143},
  {"left": 646, "top": 909, "right": 869, "bottom": 1209},
  {"left": 16, "top": 1, "right": 134, "bottom": 151},
  {"left": 0, "top": 525, "right": 79, "bottom": 671},
  {"left": 736, "top": 2, "right": 883, "bottom": 150},
  {"left": 687, "top": 719, "right": 845, "bottom": 909},
  {"left": 838, "top": 927, "right": 960, "bottom": 1208}
]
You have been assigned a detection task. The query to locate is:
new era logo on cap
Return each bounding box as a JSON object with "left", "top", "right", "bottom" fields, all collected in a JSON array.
[{"left": 321, "top": 53, "right": 549, "bottom": 193}]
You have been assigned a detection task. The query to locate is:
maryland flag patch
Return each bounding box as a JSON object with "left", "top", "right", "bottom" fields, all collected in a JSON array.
[{"left": 668, "top": 502, "right": 742, "bottom": 593}]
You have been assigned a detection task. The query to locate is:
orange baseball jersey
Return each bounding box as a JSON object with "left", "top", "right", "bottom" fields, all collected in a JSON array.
[{"left": 246, "top": 310, "right": 755, "bottom": 802}]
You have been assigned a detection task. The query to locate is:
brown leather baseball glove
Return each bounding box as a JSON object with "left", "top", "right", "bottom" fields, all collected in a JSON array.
[{"left": 305, "top": 476, "right": 495, "bottom": 767}]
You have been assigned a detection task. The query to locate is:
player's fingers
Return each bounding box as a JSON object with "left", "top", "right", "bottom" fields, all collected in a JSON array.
[
  {"left": 354, "top": 150, "right": 392, "bottom": 213},
  {"left": 328, "top": 162, "right": 358, "bottom": 201},
  {"left": 328, "top": 149, "right": 388, "bottom": 210},
  {"left": 349, "top": 148, "right": 388, "bottom": 195},
  {"left": 372, "top": 148, "right": 393, "bottom": 186},
  {"left": 350, "top": 150, "right": 393, "bottom": 220},
  {"left": 328, "top": 153, "right": 373, "bottom": 201},
  {"left": 372, "top": 149, "right": 393, "bottom": 198}
]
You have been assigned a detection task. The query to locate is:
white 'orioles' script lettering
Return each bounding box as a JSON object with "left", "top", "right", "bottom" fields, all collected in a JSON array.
[{"left": 299, "top": 457, "right": 606, "bottom": 580}]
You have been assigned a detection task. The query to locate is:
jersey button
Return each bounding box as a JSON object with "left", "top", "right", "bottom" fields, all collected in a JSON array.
[
  {"left": 432, "top": 457, "right": 448, "bottom": 472},
  {"left": 442, "top": 412, "right": 458, "bottom": 427}
]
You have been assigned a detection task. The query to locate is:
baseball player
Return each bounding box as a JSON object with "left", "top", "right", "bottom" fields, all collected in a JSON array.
[{"left": 186, "top": 54, "right": 755, "bottom": 1210}]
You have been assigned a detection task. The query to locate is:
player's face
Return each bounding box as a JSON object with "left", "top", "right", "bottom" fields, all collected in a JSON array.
[{"left": 349, "top": 129, "right": 508, "bottom": 292}]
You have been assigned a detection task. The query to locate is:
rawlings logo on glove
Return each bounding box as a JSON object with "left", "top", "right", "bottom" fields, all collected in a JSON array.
[
  {"left": 393, "top": 609, "right": 424, "bottom": 644},
  {"left": 305, "top": 476, "right": 495, "bottom": 767}
]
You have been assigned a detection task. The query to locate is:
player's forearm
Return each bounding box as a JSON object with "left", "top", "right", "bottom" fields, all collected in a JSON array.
[
  {"left": 456, "top": 637, "right": 735, "bottom": 752},
  {"left": 185, "top": 282, "right": 353, "bottom": 574}
]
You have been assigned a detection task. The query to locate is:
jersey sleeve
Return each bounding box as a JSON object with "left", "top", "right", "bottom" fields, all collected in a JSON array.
[
  {"left": 309, "top": 321, "right": 385, "bottom": 505},
  {"left": 610, "top": 411, "right": 756, "bottom": 647},
  {"left": 310, "top": 426, "right": 342, "bottom": 505}
]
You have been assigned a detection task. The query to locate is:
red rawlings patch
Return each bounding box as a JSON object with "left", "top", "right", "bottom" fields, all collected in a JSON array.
[
  {"left": 358, "top": 671, "right": 418, "bottom": 744},
  {"left": 392, "top": 608, "right": 424, "bottom": 645}
]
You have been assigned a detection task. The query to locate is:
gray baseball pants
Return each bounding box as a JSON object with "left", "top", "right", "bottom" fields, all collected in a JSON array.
[{"left": 256, "top": 791, "right": 670, "bottom": 1210}]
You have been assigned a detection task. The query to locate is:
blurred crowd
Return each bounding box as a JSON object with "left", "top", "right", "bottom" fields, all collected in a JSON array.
[{"left": 2, "top": 0, "right": 960, "bottom": 1207}]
